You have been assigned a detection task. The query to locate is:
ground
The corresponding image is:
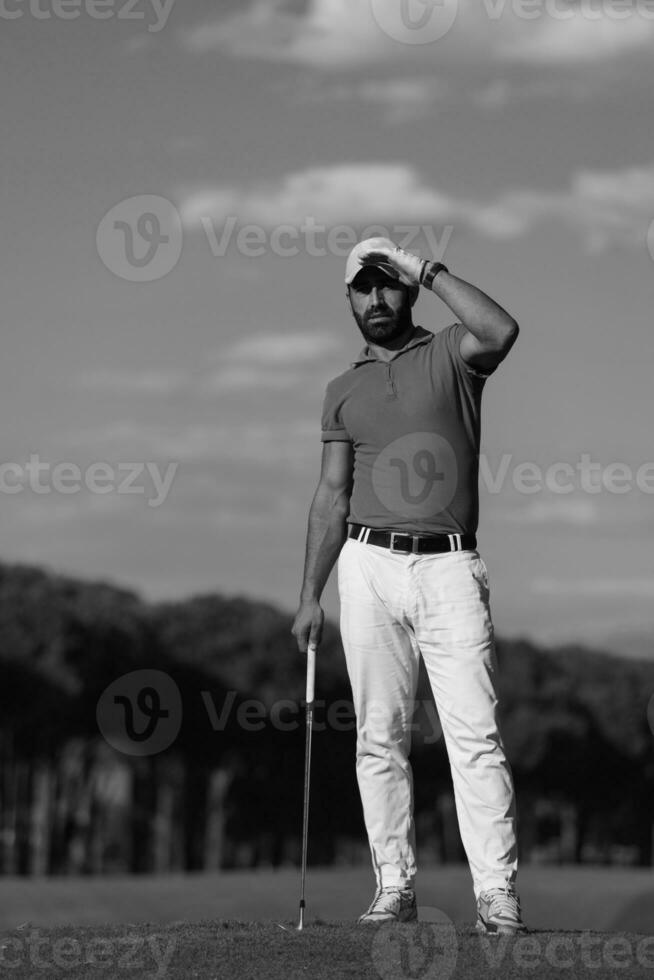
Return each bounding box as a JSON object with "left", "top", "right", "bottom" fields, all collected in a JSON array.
[
  {"left": 2, "top": 922, "right": 654, "bottom": 979},
  {"left": 0, "top": 866, "right": 653, "bottom": 979}
]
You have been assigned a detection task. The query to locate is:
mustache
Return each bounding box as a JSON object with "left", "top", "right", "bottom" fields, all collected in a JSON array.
[{"left": 364, "top": 306, "right": 394, "bottom": 321}]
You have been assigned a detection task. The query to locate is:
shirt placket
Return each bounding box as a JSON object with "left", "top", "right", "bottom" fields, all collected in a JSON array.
[{"left": 384, "top": 361, "right": 397, "bottom": 399}]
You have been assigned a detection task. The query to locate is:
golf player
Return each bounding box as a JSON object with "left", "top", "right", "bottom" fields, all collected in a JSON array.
[{"left": 292, "top": 236, "right": 526, "bottom": 934}]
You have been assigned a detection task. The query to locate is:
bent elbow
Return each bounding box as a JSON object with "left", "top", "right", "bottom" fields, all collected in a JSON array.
[{"left": 500, "top": 319, "right": 519, "bottom": 351}]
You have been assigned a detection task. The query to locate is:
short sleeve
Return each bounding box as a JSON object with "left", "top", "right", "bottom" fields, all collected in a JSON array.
[
  {"left": 320, "top": 381, "right": 351, "bottom": 442},
  {"left": 445, "top": 322, "right": 495, "bottom": 380}
]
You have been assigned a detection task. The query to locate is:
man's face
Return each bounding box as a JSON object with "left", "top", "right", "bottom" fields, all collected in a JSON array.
[{"left": 347, "top": 267, "right": 413, "bottom": 345}]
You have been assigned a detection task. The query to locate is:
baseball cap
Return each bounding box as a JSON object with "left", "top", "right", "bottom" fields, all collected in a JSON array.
[{"left": 345, "top": 237, "right": 419, "bottom": 301}]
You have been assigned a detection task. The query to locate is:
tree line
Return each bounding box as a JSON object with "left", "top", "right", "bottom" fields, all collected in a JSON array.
[{"left": 0, "top": 559, "right": 652, "bottom": 875}]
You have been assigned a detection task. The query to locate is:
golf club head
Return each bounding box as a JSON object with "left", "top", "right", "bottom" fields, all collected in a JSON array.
[{"left": 275, "top": 918, "right": 305, "bottom": 933}]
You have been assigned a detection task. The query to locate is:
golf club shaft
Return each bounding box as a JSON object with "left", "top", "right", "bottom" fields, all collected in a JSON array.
[{"left": 298, "top": 642, "right": 317, "bottom": 928}]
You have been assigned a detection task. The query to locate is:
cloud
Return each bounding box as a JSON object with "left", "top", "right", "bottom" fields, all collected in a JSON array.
[
  {"left": 73, "top": 332, "right": 342, "bottom": 400},
  {"left": 4, "top": 493, "right": 131, "bottom": 526},
  {"left": 76, "top": 369, "right": 187, "bottom": 395},
  {"left": 177, "top": 161, "right": 654, "bottom": 252},
  {"left": 221, "top": 331, "right": 340, "bottom": 365},
  {"left": 295, "top": 75, "right": 448, "bottom": 122},
  {"left": 206, "top": 331, "right": 342, "bottom": 392},
  {"left": 486, "top": 163, "right": 654, "bottom": 250},
  {"left": 178, "top": 0, "right": 654, "bottom": 71},
  {"left": 58, "top": 419, "right": 318, "bottom": 466},
  {"left": 178, "top": 163, "right": 457, "bottom": 230},
  {"left": 496, "top": 6, "right": 654, "bottom": 64},
  {"left": 179, "top": 0, "right": 397, "bottom": 67},
  {"left": 471, "top": 74, "right": 603, "bottom": 110}
]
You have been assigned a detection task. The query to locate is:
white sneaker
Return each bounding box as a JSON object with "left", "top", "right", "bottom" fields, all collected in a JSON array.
[
  {"left": 358, "top": 886, "right": 418, "bottom": 924},
  {"left": 476, "top": 884, "right": 527, "bottom": 935}
]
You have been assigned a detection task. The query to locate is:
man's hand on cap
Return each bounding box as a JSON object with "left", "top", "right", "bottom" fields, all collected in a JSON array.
[{"left": 359, "top": 244, "right": 426, "bottom": 288}]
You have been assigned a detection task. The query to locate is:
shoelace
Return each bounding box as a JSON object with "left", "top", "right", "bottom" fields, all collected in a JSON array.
[{"left": 487, "top": 885, "right": 521, "bottom": 920}]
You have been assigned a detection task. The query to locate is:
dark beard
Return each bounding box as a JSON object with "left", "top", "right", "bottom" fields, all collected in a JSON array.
[{"left": 354, "top": 307, "right": 413, "bottom": 346}]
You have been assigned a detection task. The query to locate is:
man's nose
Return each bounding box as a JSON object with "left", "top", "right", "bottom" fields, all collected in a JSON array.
[{"left": 369, "top": 286, "right": 381, "bottom": 305}]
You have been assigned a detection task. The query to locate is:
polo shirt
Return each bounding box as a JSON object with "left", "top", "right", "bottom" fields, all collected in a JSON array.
[{"left": 320, "top": 323, "right": 494, "bottom": 536}]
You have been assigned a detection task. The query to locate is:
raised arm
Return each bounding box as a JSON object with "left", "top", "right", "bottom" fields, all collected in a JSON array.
[
  {"left": 356, "top": 242, "right": 519, "bottom": 374},
  {"left": 427, "top": 269, "right": 519, "bottom": 373},
  {"left": 291, "top": 439, "right": 354, "bottom": 653}
]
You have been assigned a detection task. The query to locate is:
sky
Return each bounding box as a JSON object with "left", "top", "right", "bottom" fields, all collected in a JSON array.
[{"left": 1, "top": 0, "right": 653, "bottom": 657}]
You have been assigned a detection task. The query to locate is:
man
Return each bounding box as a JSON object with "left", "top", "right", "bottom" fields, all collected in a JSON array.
[{"left": 291, "top": 236, "right": 525, "bottom": 934}]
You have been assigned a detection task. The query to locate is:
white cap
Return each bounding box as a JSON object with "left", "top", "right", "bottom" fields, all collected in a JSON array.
[{"left": 344, "top": 237, "right": 419, "bottom": 302}]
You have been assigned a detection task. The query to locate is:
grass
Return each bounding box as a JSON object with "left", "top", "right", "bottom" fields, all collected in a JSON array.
[
  {"left": 2, "top": 921, "right": 654, "bottom": 980},
  {"left": 1, "top": 865, "right": 653, "bottom": 932},
  {"left": 1, "top": 867, "right": 653, "bottom": 978}
]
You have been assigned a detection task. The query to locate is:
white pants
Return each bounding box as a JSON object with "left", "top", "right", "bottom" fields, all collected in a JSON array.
[{"left": 337, "top": 537, "right": 518, "bottom": 899}]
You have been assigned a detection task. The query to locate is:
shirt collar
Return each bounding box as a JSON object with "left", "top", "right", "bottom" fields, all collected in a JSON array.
[{"left": 350, "top": 325, "right": 434, "bottom": 367}]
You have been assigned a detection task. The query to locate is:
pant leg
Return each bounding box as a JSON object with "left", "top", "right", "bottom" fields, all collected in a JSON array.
[
  {"left": 337, "top": 538, "right": 420, "bottom": 890},
  {"left": 410, "top": 549, "right": 518, "bottom": 899}
]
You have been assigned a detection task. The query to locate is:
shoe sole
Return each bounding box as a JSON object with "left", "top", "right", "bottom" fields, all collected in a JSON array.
[
  {"left": 476, "top": 916, "right": 527, "bottom": 936},
  {"left": 358, "top": 910, "right": 418, "bottom": 925}
]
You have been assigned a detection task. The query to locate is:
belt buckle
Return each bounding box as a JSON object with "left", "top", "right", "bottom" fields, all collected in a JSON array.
[{"left": 389, "top": 531, "right": 412, "bottom": 554}]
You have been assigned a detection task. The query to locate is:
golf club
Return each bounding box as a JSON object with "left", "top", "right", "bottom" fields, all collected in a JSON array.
[
  {"left": 297, "top": 639, "right": 317, "bottom": 930},
  {"left": 275, "top": 639, "right": 317, "bottom": 934}
]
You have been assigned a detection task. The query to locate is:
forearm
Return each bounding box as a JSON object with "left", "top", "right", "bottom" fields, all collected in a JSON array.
[
  {"left": 299, "top": 486, "right": 350, "bottom": 602},
  {"left": 427, "top": 269, "right": 518, "bottom": 349}
]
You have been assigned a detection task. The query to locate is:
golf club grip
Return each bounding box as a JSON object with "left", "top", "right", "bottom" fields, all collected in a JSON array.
[{"left": 306, "top": 642, "right": 317, "bottom": 704}]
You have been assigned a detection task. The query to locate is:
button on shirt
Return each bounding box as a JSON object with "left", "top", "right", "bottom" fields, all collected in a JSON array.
[{"left": 320, "top": 323, "right": 494, "bottom": 536}]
